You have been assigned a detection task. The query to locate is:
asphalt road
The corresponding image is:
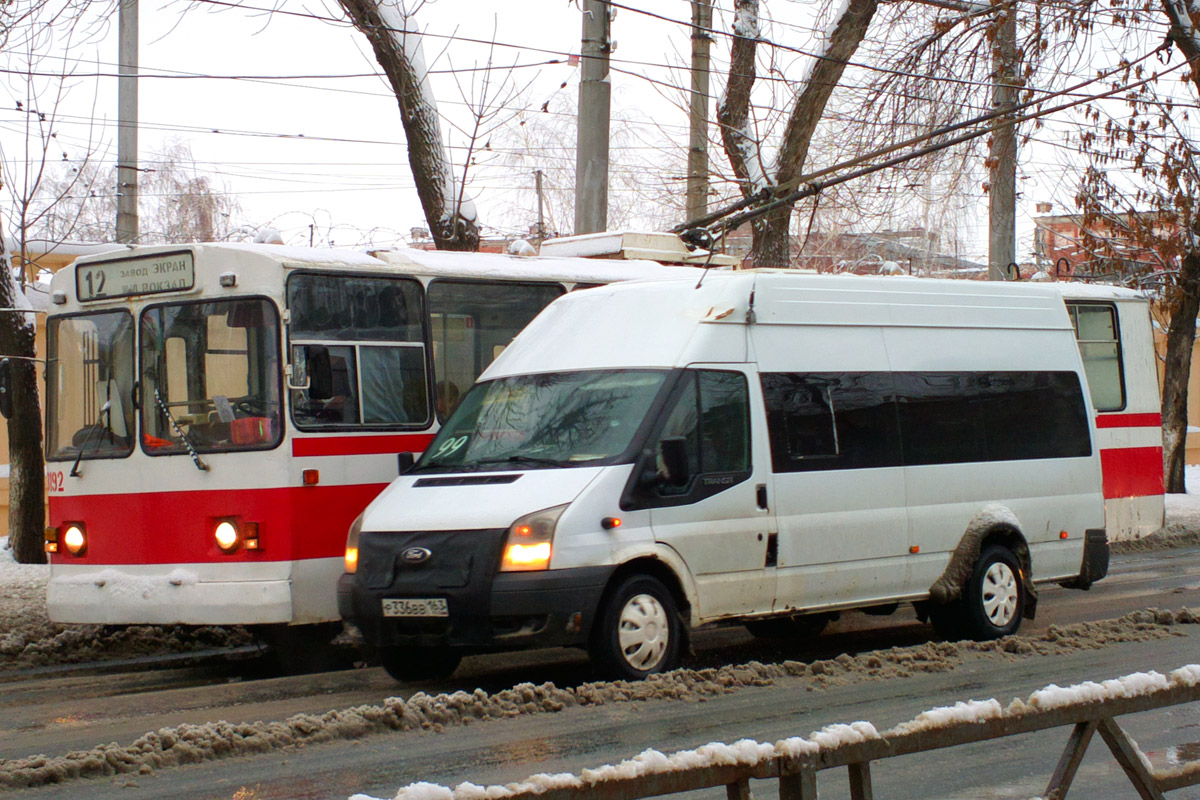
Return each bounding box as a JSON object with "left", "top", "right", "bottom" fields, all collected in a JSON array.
[{"left": 5, "top": 545, "right": 1200, "bottom": 800}]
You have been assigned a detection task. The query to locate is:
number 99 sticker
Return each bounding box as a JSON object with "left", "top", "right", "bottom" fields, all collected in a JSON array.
[{"left": 431, "top": 435, "right": 468, "bottom": 459}]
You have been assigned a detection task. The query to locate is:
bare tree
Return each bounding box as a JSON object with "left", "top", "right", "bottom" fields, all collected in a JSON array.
[
  {"left": 488, "top": 93, "right": 686, "bottom": 238},
  {"left": 716, "top": 0, "right": 880, "bottom": 266},
  {"left": 0, "top": 0, "right": 114, "bottom": 563},
  {"left": 30, "top": 140, "right": 246, "bottom": 244},
  {"left": 337, "top": 0, "right": 480, "bottom": 250},
  {"left": 1070, "top": 43, "right": 1200, "bottom": 492}
]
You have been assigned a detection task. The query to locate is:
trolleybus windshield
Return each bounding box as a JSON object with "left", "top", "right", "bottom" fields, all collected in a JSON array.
[
  {"left": 139, "top": 298, "right": 282, "bottom": 454},
  {"left": 46, "top": 311, "right": 136, "bottom": 461}
]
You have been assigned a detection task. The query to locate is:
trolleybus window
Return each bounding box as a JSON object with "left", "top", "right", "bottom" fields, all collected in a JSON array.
[
  {"left": 427, "top": 280, "right": 565, "bottom": 422},
  {"left": 287, "top": 274, "right": 428, "bottom": 428},
  {"left": 46, "top": 311, "right": 136, "bottom": 460},
  {"left": 139, "top": 298, "right": 282, "bottom": 454},
  {"left": 1067, "top": 302, "right": 1125, "bottom": 411}
]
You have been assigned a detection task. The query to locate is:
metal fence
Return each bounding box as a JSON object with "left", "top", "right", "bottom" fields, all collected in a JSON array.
[{"left": 404, "top": 672, "right": 1200, "bottom": 800}]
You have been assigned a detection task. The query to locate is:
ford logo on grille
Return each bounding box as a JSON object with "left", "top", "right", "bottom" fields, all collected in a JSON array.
[{"left": 401, "top": 547, "right": 432, "bottom": 564}]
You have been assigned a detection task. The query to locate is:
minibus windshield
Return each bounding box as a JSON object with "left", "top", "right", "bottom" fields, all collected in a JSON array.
[{"left": 416, "top": 370, "right": 669, "bottom": 470}]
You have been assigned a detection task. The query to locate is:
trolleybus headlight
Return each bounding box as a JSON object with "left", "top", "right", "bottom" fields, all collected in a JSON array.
[
  {"left": 344, "top": 513, "right": 364, "bottom": 574},
  {"left": 500, "top": 504, "right": 567, "bottom": 572},
  {"left": 61, "top": 523, "right": 86, "bottom": 556},
  {"left": 214, "top": 520, "right": 241, "bottom": 552}
]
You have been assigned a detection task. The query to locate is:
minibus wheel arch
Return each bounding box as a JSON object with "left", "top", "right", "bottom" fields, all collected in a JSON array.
[
  {"left": 929, "top": 521, "right": 1038, "bottom": 622},
  {"left": 591, "top": 559, "right": 691, "bottom": 642}
]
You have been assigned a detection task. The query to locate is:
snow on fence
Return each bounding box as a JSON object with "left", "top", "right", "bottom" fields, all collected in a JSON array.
[{"left": 373, "top": 665, "right": 1200, "bottom": 800}]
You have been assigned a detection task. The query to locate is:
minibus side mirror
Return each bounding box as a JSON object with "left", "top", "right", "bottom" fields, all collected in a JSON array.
[
  {"left": 0, "top": 358, "right": 11, "bottom": 419},
  {"left": 397, "top": 451, "right": 415, "bottom": 474},
  {"left": 306, "top": 345, "right": 334, "bottom": 400},
  {"left": 659, "top": 436, "right": 690, "bottom": 488}
]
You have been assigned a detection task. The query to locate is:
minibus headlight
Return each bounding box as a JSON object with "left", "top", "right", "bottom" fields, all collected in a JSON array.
[
  {"left": 62, "top": 524, "right": 87, "bottom": 556},
  {"left": 500, "top": 504, "right": 567, "bottom": 572},
  {"left": 345, "top": 513, "right": 364, "bottom": 574},
  {"left": 214, "top": 520, "right": 240, "bottom": 552}
]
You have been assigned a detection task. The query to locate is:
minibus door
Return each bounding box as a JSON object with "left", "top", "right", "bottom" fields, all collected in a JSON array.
[{"left": 645, "top": 367, "right": 775, "bottom": 621}]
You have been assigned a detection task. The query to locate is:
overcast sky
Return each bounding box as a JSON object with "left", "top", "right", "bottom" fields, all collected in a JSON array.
[{"left": 0, "top": 0, "right": 1171, "bottom": 262}]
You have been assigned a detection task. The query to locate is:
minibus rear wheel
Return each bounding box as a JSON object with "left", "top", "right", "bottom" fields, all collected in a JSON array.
[
  {"left": 379, "top": 646, "right": 462, "bottom": 682},
  {"left": 960, "top": 545, "right": 1025, "bottom": 640},
  {"left": 589, "top": 574, "right": 682, "bottom": 680}
]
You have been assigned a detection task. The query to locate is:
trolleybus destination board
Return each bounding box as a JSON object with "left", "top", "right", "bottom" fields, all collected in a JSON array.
[{"left": 76, "top": 251, "right": 195, "bottom": 302}]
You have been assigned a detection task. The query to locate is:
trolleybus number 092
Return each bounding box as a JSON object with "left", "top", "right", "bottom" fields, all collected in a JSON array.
[
  {"left": 381, "top": 598, "right": 449, "bottom": 618},
  {"left": 77, "top": 252, "right": 196, "bottom": 302}
]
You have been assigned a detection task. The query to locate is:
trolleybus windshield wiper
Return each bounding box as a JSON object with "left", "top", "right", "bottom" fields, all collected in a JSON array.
[
  {"left": 154, "top": 388, "right": 210, "bottom": 472},
  {"left": 69, "top": 401, "right": 112, "bottom": 478}
]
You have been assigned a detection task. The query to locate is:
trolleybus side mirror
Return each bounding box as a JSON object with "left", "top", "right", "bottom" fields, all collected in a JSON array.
[
  {"left": 659, "top": 436, "right": 690, "bottom": 488},
  {"left": 287, "top": 345, "right": 310, "bottom": 391},
  {"left": 0, "top": 358, "right": 10, "bottom": 419},
  {"left": 306, "top": 345, "right": 334, "bottom": 400},
  {"left": 397, "top": 451, "right": 415, "bottom": 475}
]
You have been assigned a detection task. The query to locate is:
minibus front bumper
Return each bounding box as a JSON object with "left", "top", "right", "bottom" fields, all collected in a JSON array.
[{"left": 339, "top": 528, "right": 615, "bottom": 651}]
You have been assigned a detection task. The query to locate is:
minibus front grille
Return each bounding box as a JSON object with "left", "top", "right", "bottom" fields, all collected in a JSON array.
[{"left": 357, "top": 528, "right": 507, "bottom": 594}]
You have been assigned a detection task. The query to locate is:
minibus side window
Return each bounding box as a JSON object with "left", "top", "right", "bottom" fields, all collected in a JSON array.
[
  {"left": 1067, "top": 302, "right": 1125, "bottom": 412},
  {"left": 761, "top": 373, "right": 900, "bottom": 472},
  {"left": 762, "top": 371, "right": 1087, "bottom": 471},
  {"left": 659, "top": 370, "right": 751, "bottom": 485}
]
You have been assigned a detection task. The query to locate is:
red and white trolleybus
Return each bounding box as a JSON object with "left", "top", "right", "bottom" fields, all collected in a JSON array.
[
  {"left": 1056, "top": 283, "right": 1164, "bottom": 540},
  {"left": 41, "top": 240, "right": 706, "bottom": 654}
]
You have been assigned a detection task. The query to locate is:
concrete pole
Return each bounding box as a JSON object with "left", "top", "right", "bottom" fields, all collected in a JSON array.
[
  {"left": 686, "top": 0, "right": 712, "bottom": 222},
  {"left": 574, "top": 0, "right": 611, "bottom": 235},
  {"left": 987, "top": 0, "right": 1017, "bottom": 280},
  {"left": 116, "top": 0, "right": 139, "bottom": 243}
]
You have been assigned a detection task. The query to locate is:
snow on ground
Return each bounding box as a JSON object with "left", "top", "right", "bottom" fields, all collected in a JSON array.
[
  {"left": 0, "top": 539, "right": 250, "bottom": 669},
  {"left": 3, "top": 608, "right": 1200, "bottom": 792}
]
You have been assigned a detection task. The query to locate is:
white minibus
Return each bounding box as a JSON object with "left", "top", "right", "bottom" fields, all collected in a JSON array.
[{"left": 339, "top": 271, "right": 1109, "bottom": 681}]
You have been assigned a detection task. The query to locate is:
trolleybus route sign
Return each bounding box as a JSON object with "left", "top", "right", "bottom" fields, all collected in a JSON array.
[{"left": 76, "top": 251, "right": 195, "bottom": 302}]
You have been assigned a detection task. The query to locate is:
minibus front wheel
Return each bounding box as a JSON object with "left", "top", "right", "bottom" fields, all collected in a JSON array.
[
  {"left": 589, "top": 574, "right": 682, "bottom": 680},
  {"left": 379, "top": 646, "right": 462, "bottom": 682}
]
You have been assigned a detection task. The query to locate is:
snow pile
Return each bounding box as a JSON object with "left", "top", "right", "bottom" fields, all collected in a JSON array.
[
  {"left": 891, "top": 698, "right": 1003, "bottom": 735},
  {"left": 807, "top": 721, "right": 878, "bottom": 749},
  {"left": 1026, "top": 671, "right": 1170, "bottom": 710}
]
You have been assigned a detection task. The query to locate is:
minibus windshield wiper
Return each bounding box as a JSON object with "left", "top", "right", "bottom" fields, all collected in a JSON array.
[{"left": 475, "top": 455, "right": 571, "bottom": 468}]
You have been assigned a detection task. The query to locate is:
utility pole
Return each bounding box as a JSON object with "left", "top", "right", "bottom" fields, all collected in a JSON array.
[
  {"left": 987, "top": 0, "right": 1017, "bottom": 280},
  {"left": 575, "top": 0, "right": 611, "bottom": 235},
  {"left": 116, "top": 0, "right": 139, "bottom": 243},
  {"left": 534, "top": 169, "right": 546, "bottom": 245},
  {"left": 686, "top": 0, "right": 712, "bottom": 222}
]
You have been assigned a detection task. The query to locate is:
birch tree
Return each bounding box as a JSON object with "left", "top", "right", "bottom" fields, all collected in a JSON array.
[{"left": 337, "top": 0, "right": 480, "bottom": 251}]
